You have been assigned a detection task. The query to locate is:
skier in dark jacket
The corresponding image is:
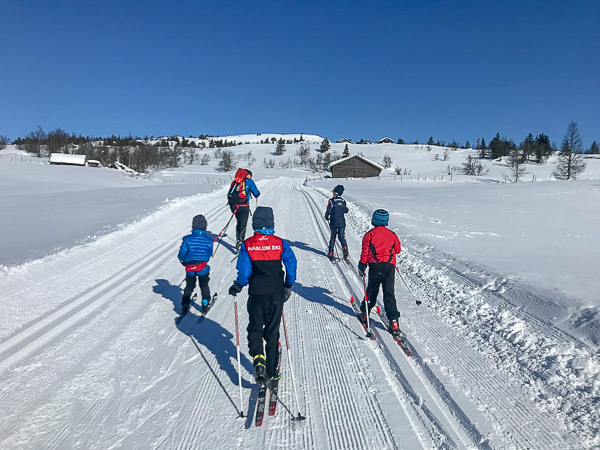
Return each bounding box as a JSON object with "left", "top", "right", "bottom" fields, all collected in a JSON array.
[
  {"left": 325, "top": 184, "right": 349, "bottom": 260},
  {"left": 228, "top": 206, "right": 297, "bottom": 386},
  {"left": 358, "top": 209, "right": 402, "bottom": 332},
  {"left": 178, "top": 214, "right": 214, "bottom": 314},
  {"left": 227, "top": 168, "right": 260, "bottom": 251}
]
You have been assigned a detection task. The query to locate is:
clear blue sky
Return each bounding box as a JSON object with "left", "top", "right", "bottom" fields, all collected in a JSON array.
[{"left": 2, "top": 0, "right": 598, "bottom": 146}]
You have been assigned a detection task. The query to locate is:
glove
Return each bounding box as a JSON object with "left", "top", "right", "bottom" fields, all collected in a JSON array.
[
  {"left": 228, "top": 282, "right": 243, "bottom": 296},
  {"left": 283, "top": 284, "right": 293, "bottom": 302},
  {"left": 358, "top": 262, "right": 367, "bottom": 278}
]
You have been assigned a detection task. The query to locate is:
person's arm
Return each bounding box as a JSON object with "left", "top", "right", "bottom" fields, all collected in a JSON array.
[
  {"left": 177, "top": 238, "right": 188, "bottom": 264},
  {"left": 360, "top": 232, "right": 370, "bottom": 265},
  {"left": 325, "top": 200, "right": 332, "bottom": 220},
  {"left": 394, "top": 233, "right": 401, "bottom": 255},
  {"left": 247, "top": 179, "right": 260, "bottom": 198},
  {"left": 234, "top": 244, "right": 252, "bottom": 287},
  {"left": 281, "top": 240, "right": 297, "bottom": 286}
]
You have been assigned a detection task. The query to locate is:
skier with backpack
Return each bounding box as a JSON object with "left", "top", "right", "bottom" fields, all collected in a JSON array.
[
  {"left": 357, "top": 209, "right": 402, "bottom": 333},
  {"left": 325, "top": 184, "right": 349, "bottom": 260},
  {"left": 177, "top": 214, "right": 215, "bottom": 315},
  {"left": 228, "top": 206, "right": 297, "bottom": 389},
  {"left": 227, "top": 168, "right": 260, "bottom": 252}
]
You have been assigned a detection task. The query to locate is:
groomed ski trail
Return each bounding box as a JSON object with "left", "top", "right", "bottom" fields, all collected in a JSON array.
[{"left": 0, "top": 177, "right": 584, "bottom": 449}]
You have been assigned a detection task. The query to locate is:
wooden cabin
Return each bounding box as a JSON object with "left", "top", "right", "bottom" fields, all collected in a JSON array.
[
  {"left": 328, "top": 154, "right": 384, "bottom": 178},
  {"left": 378, "top": 137, "right": 395, "bottom": 144},
  {"left": 48, "top": 153, "right": 87, "bottom": 166}
]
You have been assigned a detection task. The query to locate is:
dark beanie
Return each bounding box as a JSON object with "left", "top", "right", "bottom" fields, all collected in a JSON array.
[
  {"left": 333, "top": 184, "right": 344, "bottom": 195},
  {"left": 246, "top": 169, "right": 253, "bottom": 177},
  {"left": 192, "top": 214, "right": 207, "bottom": 230},
  {"left": 371, "top": 209, "right": 389, "bottom": 226},
  {"left": 253, "top": 206, "right": 274, "bottom": 230}
]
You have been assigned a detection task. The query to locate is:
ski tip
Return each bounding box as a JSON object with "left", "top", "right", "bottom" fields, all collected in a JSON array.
[
  {"left": 350, "top": 296, "right": 355, "bottom": 303},
  {"left": 376, "top": 306, "right": 381, "bottom": 314}
]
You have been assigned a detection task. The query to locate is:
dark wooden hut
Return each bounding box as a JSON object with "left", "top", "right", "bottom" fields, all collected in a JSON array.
[{"left": 328, "top": 155, "right": 384, "bottom": 178}]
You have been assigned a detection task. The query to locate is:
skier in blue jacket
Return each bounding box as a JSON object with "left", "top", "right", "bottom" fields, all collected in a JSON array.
[
  {"left": 178, "top": 214, "right": 214, "bottom": 314},
  {"left": 325, "top": 184, "right": 349, "bottom": 260}
]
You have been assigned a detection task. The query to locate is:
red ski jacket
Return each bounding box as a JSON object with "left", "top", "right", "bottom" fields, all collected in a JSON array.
[{"left": 359, "top": 226, "right": 401, "bottom": 266}]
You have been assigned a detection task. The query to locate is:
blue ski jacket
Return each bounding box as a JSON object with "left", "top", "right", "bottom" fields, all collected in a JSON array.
[
  {"left": 178, "top": 229, "right": 214, "bottom": 275},
  {"left": 325, "top": 196, "right": 349, "bottom": 229}
]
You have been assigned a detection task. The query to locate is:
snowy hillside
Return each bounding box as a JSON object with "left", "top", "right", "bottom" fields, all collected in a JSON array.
[{"left": 1, "top": 137, "right": 599, "bottom": 449}]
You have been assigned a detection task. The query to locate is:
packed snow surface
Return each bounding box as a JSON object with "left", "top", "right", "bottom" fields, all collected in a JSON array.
[{"left": 1, "top": 139, "right": 599, "bottom": 449}]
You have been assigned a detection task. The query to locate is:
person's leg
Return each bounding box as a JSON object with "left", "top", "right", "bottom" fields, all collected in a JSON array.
[
  {"left": 263, "top": 292, "right": 284, "bottom": 379},
  {"left": 338, "top": 227, "right": 349, "bottom": 257},
  {"left": 327, "top": 228, "right": 338, "bottom": 255},
  {"left": 247, "top": 294, "right": 268, "bottom": 381},
  {"left": 361, "top": 264, "right": 383, "bottom": 313},
  {"left": 198, "top": 273, "right": 211, "bottom": 302},
  {"left": 236, "top": 207, "right": 250, "bottom": 242},
  {"left": 381, "top": 265, "right": 400, "bottom": 321},
  {"left": 182, "top": 274, "right": 196, "bottom": 305}
]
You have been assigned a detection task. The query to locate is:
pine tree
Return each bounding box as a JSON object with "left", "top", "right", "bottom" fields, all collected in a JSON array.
[
  {"left": 342, "top": 144, "right": 350, "bottom": 157},
  {"left": 553, "top": 122, "right": 586, "bottom": 180},
  {"left": 590, "top": 140, "right": 599, "bottom": 154},
  {"left": 275, "top": 138, "right": 286, "bottom": 155},
  {"left": 320, "top": 137, "right": 331, "bottom": 153}
]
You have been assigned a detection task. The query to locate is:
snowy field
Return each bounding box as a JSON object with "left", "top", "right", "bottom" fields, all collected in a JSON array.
[{"left": 1, "top": 138, "right": 599, "bottom": 449}]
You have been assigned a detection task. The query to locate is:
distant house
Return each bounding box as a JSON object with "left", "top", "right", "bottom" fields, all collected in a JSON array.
[
  {"left": 337, "top": 138, "right": 354, "bottom": 144},
  {"left": 378, "top": 137, "right": 394, "bottom": 144},
  {"left": 87, "top": 159, "right": 101, "bottom": 167},
  {"left": 48, "top": 153, "right": 87, "bottom": 166},
  {"left": 328, "top": 154, "right": 384, "bottom": 178}
]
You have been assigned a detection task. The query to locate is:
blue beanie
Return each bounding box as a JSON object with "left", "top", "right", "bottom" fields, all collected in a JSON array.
[
  {"left": 372, "top": 209, "right": 389, "bottom": 226},
  {"left": 333, "top": 185, "right": 344, "bottom": 195}
]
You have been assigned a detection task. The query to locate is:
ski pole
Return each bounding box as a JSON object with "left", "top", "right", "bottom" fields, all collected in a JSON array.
[
  {"left": 233, "top": 294, "right": 245, "bottom": 417},
  {"left": 281, "top": 311, "right": 306, "bottom": 421},
  {"left": 394, "top": 265, "right": 422, "bottom": 306},
  {"left": 214, "top": 208, "right": 237, "bottom": 256},
  {"left": 362, "top": 275, "right": 374, "bottom": 338}
]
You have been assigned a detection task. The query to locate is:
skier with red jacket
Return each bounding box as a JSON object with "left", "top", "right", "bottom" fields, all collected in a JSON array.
[
  {"left": 358, "top": 209, "right": 402, "bottom": 332},
  {"left": 227, "top": 168, "right": 260, "bottom": 251},
  {"left": 228, "top": 206, "right": 297, "bottom": 386}
]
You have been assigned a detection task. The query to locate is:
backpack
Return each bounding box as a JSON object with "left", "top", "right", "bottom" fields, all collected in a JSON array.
[{"left": 227, "top": 168, "right": 250, "bottom": 206}]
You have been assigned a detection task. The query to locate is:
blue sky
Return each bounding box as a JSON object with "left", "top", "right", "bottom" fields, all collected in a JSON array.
[{"left": 1, "top": 0, "right": 598, "bottom": 146}]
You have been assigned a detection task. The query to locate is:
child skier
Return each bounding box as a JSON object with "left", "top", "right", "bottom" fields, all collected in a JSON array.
[
  {"left": 325, "top": 184, "right": 349, "bottom": 260},
  {"left": 227, "top": 168, "right": 260, "bottom": 251},
  {"left": 228, "top": 206, "right": 297, "bottom": 387},
  {"left": 358, "top": 209, "right": 402, "bottom": 333},
  {"left": 177, "top": 214, "right": 215, "bottom": 315}
]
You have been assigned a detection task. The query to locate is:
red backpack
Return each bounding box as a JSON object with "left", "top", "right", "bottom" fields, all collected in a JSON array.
[{"left": 227, "top": 168, "right": 250, "bottom": 206}]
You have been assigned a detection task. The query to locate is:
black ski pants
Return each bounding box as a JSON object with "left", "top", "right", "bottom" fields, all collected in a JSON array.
[
  {"left": 230, "top": 205, "right": 250, "bottom": 243},
  {"left": 247, "top": 292, "right": 284, "bottom": 379},
  {"left": 182, "top": 273, "right": 210, "bottom": 305},
  {"left": 361, "top": 262, "right": 400, "bottom": 321},
  {"left": 328, "top": 226, "right": 348, "bottom": 253}
]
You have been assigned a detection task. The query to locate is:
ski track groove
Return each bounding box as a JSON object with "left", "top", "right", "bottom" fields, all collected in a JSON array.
[
  {"left": 397, "top": 253, "right": 581, "bottom": 447},
  {"left": 299, "top": 181, "right": 472, "bottom": 448}
]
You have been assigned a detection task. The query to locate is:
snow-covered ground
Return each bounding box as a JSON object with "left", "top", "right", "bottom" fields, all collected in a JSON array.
[{"left": 1, "top": 138, "right": 599, "bottom": 449}]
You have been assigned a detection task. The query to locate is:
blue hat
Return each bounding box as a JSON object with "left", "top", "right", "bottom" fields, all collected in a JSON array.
[
  {"left": 333, "top": 185, "right": 344, "bottom": 195},
  {"left": 371, "top": 209, "right": 389, "bottom": 226}
]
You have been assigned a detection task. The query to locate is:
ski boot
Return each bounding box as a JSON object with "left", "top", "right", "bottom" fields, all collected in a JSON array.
[
  {"left": 253, "top": 354, "right": 267, "bottom": 384},
  {"left": 390, "top": 319, "right": 401, "bottom": 335},
  {"left": 342, "top": 247, "right": 349, "bottom": 259},
  {"left": 357, "top": 312, "right": 368, "bottom": 325},
  {"left": 327, "top": 251, "right": 334, "bottom": 261},
  {"left": 235, "top": 238, "right": 242, "bottom": 254}
]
